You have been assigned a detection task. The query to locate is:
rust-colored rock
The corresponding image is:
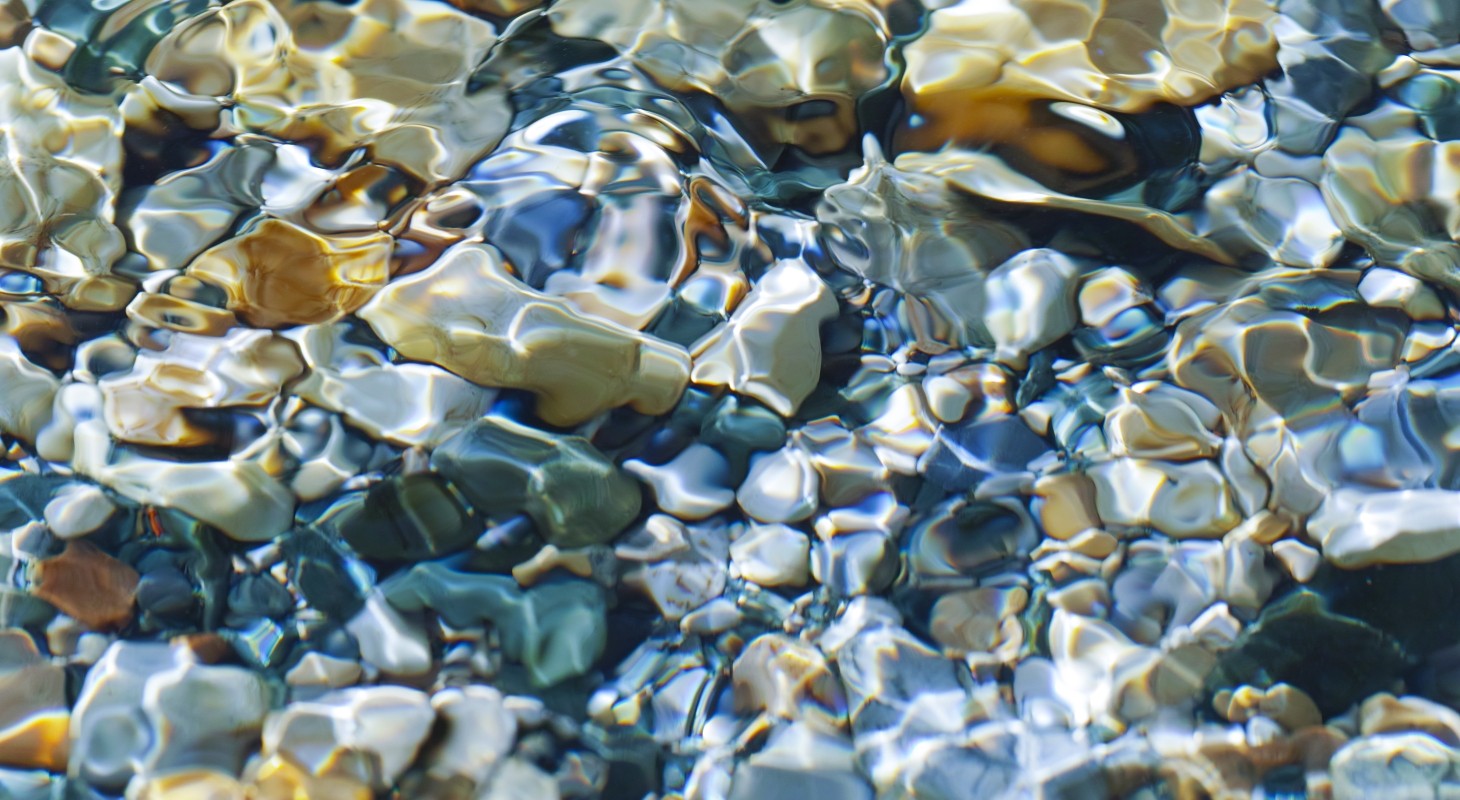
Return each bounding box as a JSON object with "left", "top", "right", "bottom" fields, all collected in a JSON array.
[{"left": 30, "top": 541, "right": 139, "bottom": 631}]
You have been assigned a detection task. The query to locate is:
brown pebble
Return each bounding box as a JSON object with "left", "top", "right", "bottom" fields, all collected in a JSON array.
[
  {"left": 30, "top": 541, "right": 138, "bottom": 631},
  {"left": 174, "top": 632, "right": 233, "bottom": 665}
]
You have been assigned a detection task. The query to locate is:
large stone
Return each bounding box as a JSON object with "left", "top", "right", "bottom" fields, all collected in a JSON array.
[
  {"left": 432, "top": 416, "right": 641, "bottom": 548},
  {"left": 70, "top": 641, "right": 271, "bottom": 790},
  {"left": 690, "top": 260, "right": 836, "bottom": 417},
  {"left": 358, "top": 243, "right": 690, "bottom": 426},
  {"left": 260, "top": 686, "right": 435, "bottom": 791}
]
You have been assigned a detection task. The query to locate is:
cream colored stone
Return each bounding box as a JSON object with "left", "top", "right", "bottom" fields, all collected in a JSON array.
[
  {"left": 1088, "top": 458, "right": 1240, "bottom": 539},
  {"left": 359, "top": 243, "right": 690, "bottom": 426},
  {"left": 691, "top": 260, "right": 837, "bottom": 417},
  {"left": 1310, "top": 487, "right": 1460, "bottom": 567},
  {"left": 186, "top": 219, "right": 392, "bottom": 329},
  {"left": 738, "top": 446, "right": 820, "bottom": 523}
]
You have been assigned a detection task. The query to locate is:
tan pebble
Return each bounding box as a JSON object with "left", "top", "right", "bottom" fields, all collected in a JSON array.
[
  {"left": 21, "top": 28, "right": 75, "bottom": 72},
  {"left": 732, "top": 634, "right": 845, "bottom": 729},
  {"left": 1360, "top": 693, "right": 1460, "bottom": 746},
  {"left": 248, "top": 755, "right": 373, "bottom": 800},
  {"left": 1226, "top": 510, "right": 1291, "bottom": 546},
  {"left": 1032, "top": 551, "right": 1106, "bottom": 582},
  {"left": 99, "top": 329, "right": 304, "bottom": 448},
  {"left": 1103, "top": 382, "right": 1222, "bottom": 462},
  {"left": 1065, "top": 529, "right": 1119, "bottom": 559},
  {"left": 900, "top": 0, "right": 1276, "bottom": 147},
  {"left": 1033, "top": 472, "right": 1101, "bottom": 540},
  {"left": 188, "top": 219, "right": 392, "bottom": 329},
  {"left": 0, "top": 711, "right": 68, "bottom": 772},
  {"left": 923, "top": 375, "right": 973, "bottom": 424},
  {"left": 1260, "top": 684, "right": 1324, "bottom": 731},
  {"left": 1292, "top": 725, "right": 1348, "bottom": 772},
  {"left": 1046, "top": 579, "right": 1110, "bottom": 617},
  {"left": 511, "top": 545, "right": 596, "bottom": 586},
  {"left": 928, "top": 586, "right": 1027, "bottom": 656}
]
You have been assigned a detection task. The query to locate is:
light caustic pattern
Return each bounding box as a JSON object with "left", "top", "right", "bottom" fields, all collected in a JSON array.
[{"left": 1, "top": 0, "right": 1460, "bottom": 797}]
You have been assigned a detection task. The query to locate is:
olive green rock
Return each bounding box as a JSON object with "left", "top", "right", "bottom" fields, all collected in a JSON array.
[
  {"left": 333, "top": 473, "right": 480, "bottom": 562},
  {"left": 431, "top": 416, "right": 641, "bottom": 548}
]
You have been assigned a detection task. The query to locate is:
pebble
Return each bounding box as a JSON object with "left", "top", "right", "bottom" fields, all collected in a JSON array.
[
  {"left": 690, "top": 259, "right": 837, "bottom": 418},
  {"left": 29, "top": 541, "right": 138, "bottom": 632},
  {"left": 41, "top": 483, "right": 115, "bottom": 540},
  {"left": 248, "top": 754, "right": 373, "bottom": 800},
  {"left": 733, "top": 634, "right": 846, "bottom": 729},
  {"left": 289, "top": 322, "right": 496, "bottom": 449},
  {"left": 343, "top": 472, "right": 478, "bottom": 562},
  {"left": 285, "top": 652, "right": 363, "bottom": 690},
  {"left": 1272, "top": 538, "right": 1321, "bottom": 583},
  {"left": 433, "top": 416, "right": 641, "bottom": 549},
  {"left": 621, "top": 519, "right": 729, "bottom": 621},
  {"left": 358, "top": 242, "right": 691, "bottom": 426},
  {"left": 480, "top": 756, "right": 562, "bottom": 800},
  {"left": 425, "top": 686, "right": 517, "bottom": 789},
  {"left": 260, "top": 686, "right": 435, "bottom": 791},
  {"left": 983, "top": 249, "right": 1081, "bottom": 369},
  {"left": 737, "top": 446, "right": 819, "bottom": 524},
  {"left": 70, "top": 641, "right": 271, "bottom": 790},
  {"left": 1310, "top": 487, "right": 1460, "bottom": 567},
  {"left": 625, "top": 444, "right": 736, "bottom": 521},
  {"left": 380, "top": 563, "right": 607, "bottom": 688},
  {"left": 130, "top": 768, "right": 247, "bottom": 800},
  {"left": 729, "top": 523, "right": 811, "bottom": 588},
  {"left": 727, "top": 723, "right": 872, "bottom": 800},
  {"left": 1330, "top": 733, "right": 1460, "bottom": 799},
  {"left": 0, "top": 630, "right": 68, "bottom": 772}
]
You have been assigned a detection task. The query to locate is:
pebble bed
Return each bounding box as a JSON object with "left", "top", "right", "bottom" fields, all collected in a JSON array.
[{"left": 1, "top": 0, "right": 1460, "bottom": 798}]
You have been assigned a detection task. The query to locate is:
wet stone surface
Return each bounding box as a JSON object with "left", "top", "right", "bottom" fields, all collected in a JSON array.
[{"left": 1, "top": 0, "right": 1460, "bottom": 798}]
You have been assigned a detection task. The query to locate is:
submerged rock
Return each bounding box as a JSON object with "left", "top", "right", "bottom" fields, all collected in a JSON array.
[
  {"left": 359, "top": 243, "right": 691, "bottom": 426},
  {"left": 1208, "top": 591, "right": 1407, "bottom": 718},
  {"left": 432, "top": 416, "right": 641, "bottom": 549}
]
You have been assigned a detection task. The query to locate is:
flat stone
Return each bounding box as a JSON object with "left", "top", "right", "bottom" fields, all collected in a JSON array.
[
  {"left": 737, "top": 446, "right": 819, "bottom": 524},
  {"left": 71, "top": 641, "right": 271, "bottom": 790},
  {"left": 358, "top": 242, "right": 690, "bottom": 426},
  {"left": 29, "top": 541, "right": 138, "bottom": 632},
  {"left": 344, "top": 591, "right": 432, "bottom": 677},
  {"left": 342, "top": 473, "right": 478, "bottom": 562},
  {"left": 1310, "top": 487, "right": 1460, "bottom": 567},
  {"left": 425, "top": 686, "right": 517, "bottom": 788},
  {"left": 625, "top": 444, "right": 735, "bottom": 522}
]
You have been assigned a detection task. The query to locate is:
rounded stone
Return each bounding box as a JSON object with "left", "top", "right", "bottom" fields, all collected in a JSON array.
[{"left": 432, "top": 417, "right": 641, "bottom": 549}]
